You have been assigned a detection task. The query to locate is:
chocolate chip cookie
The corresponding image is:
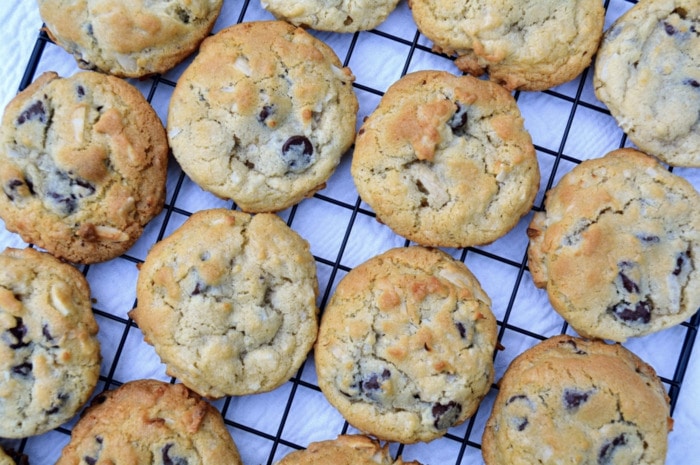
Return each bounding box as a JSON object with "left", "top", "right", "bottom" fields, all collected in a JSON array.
[
  {"left": 274, "top": 435, "right": 421, "bottom": 465},
  {"left": 482, "top": 335, "right": 672, "bottom": 465},
  {"left": 594, "top": 0, "right": 700, "bottom": 167},
  {"left": 260, "top": 0, "right": 401, "bottom": 32},
  {"left": 130, "top": 209, "right": 319, "bottom": 398},
  {"left": 527, "top": 148, "right": 700, "bottom": 342},
  {"left": 38, "top": 0, "right": 223, "bottom": 78},
  {"left": 167, "top": 20, "right": 358, "bottom": 213},
  {"left": 0, "top": 247, "right": 101, "bottom": 438},
  {"left": 351, "top": 70, "right": 539, "bottom": 248},
  {"left": 315, "top": 246, "right": 497, "bottom": 443},
  {"left": 55, "top": 379, "right": 242, "bottom": 465},
  {"left": 0, "top": 71, "right": 169, "bottom": 264},
  {"left": 409, "top": 0, "right": 605, "bottom": 91},
  {"left": 0, "top": 447, "right": 28, "bottom": 465}
]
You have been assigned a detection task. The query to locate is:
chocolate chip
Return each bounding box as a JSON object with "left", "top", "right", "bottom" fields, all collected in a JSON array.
[
  {"left": 6, "top": 317, "right": 30, "bottom": 349},
  {"left": 598, "top": 434, "right": 627, "bottom": 464},
  {"left": 43, "top": 324, "right": 54, "bottom": 341},
  {"left": 175, "top": 7, "right": 190, "bottom": 23},
  {"left": 12, "top": 362, "right": 32, "bottom": 377},
  {"left": 506, "top": 394, "right": 528, "bottom": 405},
  {"left": 362, "top": 369, "right": 391, "bottom": 392},
  {"left": 76, "top": 85, "right": 86, "bottom": 98},
  {"left": 563, "top": 389, "right": 590, "bottom": 410},
  {"left": 672, "top": 7, "right": 688, "bottom": 19},
  {"left": 45, "top": 392, "right": 69, "bottom": 415},
  {"left": 515, "top": 417, "right": 529, "bottom": 431},
  {"left": 281, "top": 135, "right": 313, "bottom": 173},
  {"left": 610, "top": 300, "right": 652, "bottom": 324},
  {"left": 561, "top": 339, "right": 587, "bottom": 355},
  {"left": 432, "top": 401, "right": 461, "bottom": 430},
  {"left": 191, "top": 282, "right": 203, "bottom": 296},
  {"left": 4, "top": 179, "right": 25, "bottom": 201},
  {"left": 17, "top": 100, "right": 47, "bottom": 125},
  {"left": 685, "top": 79, "right": 700, "bottom": 88},
  {"left": 163, "top": 443, "right": 188, "bottom": 465},
  {"left": 456, "top": 322, "right": 466, "bottom": 338},
  {"left": 619, "top": 271, "right": 639, "bottom": 293},
  {"left": 673, "top": 252, "right": 688, "bottom": 276},
  {"left": 448, "top": 102, "right": 468, "bottom": 134},
  {"left": 258, "top": 105, "right": 274, "bottom": 123},
  {"left": 637, "top": 234, "right": 660, "bottom": 243},
  {"left": 84, "top": 457, "right": 97, "bottom": 465},
  {"left": 344, "top": 16, "right": 353, "bottom": 26},
  {"left": 663, "top": 21, "right": 677, "bottom": 35}
]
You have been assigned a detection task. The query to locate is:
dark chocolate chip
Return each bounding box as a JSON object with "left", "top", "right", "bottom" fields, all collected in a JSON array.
[
  {"left": 515, "top": 417, "right": 529, "bottom": 431},
  {"left": 344, "top": 15, "right": 353, "bottom": 26},
  {"left": 663, "top": 21, "right": 677, "bottom": 35},
  {"left": 637, "top": 234, "right": 660, "bottom": 243},
  {"left": 77, "top": 85, "right": 86, "bottom": 98},
  {"left": 84, "top": 457, "right": 97, "bottom": 465},
  {"left": 162, "top": 443, "right": 188, "bottom": 465},
  {"left": 448, "top": 102, "right": 468, "bottom": 134},
  {"left": 12, "top": 362, "right": 32, "bottom": 377},
  {"left": 673, "top": 252, "right": 688, "bottom": 276},
  {"left": 175, "top": 7, "right": 190, "bottom": 23},
  {"left": 432, "top": 401, "right": 461, "bottom": 430},
  {"left": 672, "top": 7, "right": 688, "bottom": 19},
  {"left": 362, "top": 369, "right": 391, "bottom": 392},
  {"left": 599, "top": 434, "right": 627, "bottom": 464},
  {"left": 563, "top": 389, "right": 590, "bottom": 410},
  {"left": 610, "top": 300, "right": 652, "bottom": 324},
  {"left": 619, "top": 271, "right": 639, "bottom": 293},
  {"left": 281, "top": 135, "right": 313, "bottom": 173},
  {"left": 6, "top": 317, "right": 30, "bottom": 349},
  {"left": 258, "top": 105, "right": 274, "bottom": 123},
  {"left": 4, "top": 179, "right": 25, "bottom": 201},
  {"left": 46, "top": 392, "right": 69, "bottom": 415},
  {"left": 191, "top": 282, "right": 203, "bottom": 296},
  {"left": 456, "top": 322, "right": 466, "bottom": 338},
  {"left": 43, "top": 324, "right": 54, "bottom": 341},
  {"left": 685, "top": 79, "right": 700, "bottom": 88},
  {"left": 506, "top": 394, "right": 528, "bottom": 405},
  {"left": 560, "top": 339, "right": 587, "bottom": 355},
  {"left": 17, "top": 100, "right": 47, "bottom": 125}
]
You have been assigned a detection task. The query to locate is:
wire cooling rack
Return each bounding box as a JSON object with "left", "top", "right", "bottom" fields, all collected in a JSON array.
[{"left": 1, "top": 0, "right": 699, "bottom": 464}]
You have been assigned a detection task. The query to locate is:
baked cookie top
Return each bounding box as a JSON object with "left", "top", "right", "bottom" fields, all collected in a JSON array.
[
  {"left": 482, "top": 335, "right": 671, "bottom": 465},
  {"left": 527, "top": 148, "right": 700, "bottom": 342},
  {"left": 409, "top": 0, "right": 605, "bottom": 91},
  {"left": 594, "top": 0, "right": 700, "bottom": 167},
  {"left": 38, "top": 0, "right": 223, "bottom": 78},
  {"left": 315, "top": 246, "right": 497, "bottom": 443},
  {"left": 274, "top": 435, "right": 421, "bottom": 465},
  {"left": 130, "top": 209, "right": 319, "bottom": 398},
  {"left": 55, "top": 379, "right": 242, "bottom": 465},
  {"left": 0, "top": 247, "right": 101, "bottom": 438},
  {"left": 260, "top": 0, "right": 401, "bottom": 32},
  {"left": 167, "top": 20, "right": 358, "bottom": 213},
  {"left": 351, "top": 70, "right": 539, "bottom": 248},
  {"left": 0, "top": 71, "right": 168, "bottom": 264}
]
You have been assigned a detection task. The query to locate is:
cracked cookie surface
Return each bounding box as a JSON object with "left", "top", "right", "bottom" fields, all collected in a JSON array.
[
  {"left": 38, "top": 0, "right": 223, "bottom": 78},
  {"left": 594, "top": 0, "right": 700, "bottom": 167},
  {"left": 55, "top": 379, "right": 242, "bottom": 465},
  {"left": 527, "top": 149, "right": 700, "bottom": 342},
  {"left": 0, "top": 247, "right": 100, "bottom": 438},
  {"left": 408, "top": 0, "right": 604, "bottom": 91},
  {"left": 315, "top": 246, "right": 497, "bottom": 443},
  {"left": 0, "top": 71, "right": 168, "bottom": 264},
  {"left": 167, "top": 20, "right": 358, "bottom": 213},
  {"left": 261, "top": 0, "right": 401, "bottom": 32},
  {"left": 130, "top": 209, "right": 319, "bottom": 398},
  {"left": 351, "top": 70, "right": 539, "bottom": 248},
  {"left": 482, "top": 335, "right": 671, "bottom": 465}
]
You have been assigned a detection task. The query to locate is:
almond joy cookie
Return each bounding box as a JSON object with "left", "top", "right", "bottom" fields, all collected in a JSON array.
[
  {"left": 274, "top": 435, "right": 422, "bottom": 465},
  {"left": 0, "top": 71, "right": 168, "bottom": 264},
  {"left": 409, "top": 0, "right": 605, "bottom": 91},
  {"left": 260, "top": 0, "right": 401, "bottom": 32},
  {"left": 0, "top": 247, "right": 101, "bottom": 438},
  {"left": 482, "top": 335, "right": 671, "bottom": 465},
  {"left": 527, "top": 149, "right": 700, "bottom": 342},
  {"left": 167, "top": 20, "right": 358, "bottom": 213},
  {"left": 130, "top": 209, "right": 319, "bottom": 398},
  {"left": 351, "top": 70, "right": 539, "bottom": 248},
  {"left": 55, "top": 379, "right": 242, "bottom": 465},
  {"left": 38, "top": 0, "right": 223, "bottom": 78},
  {"left": 594, "top": 0, "right": 700, "bottom": 167},
  {"left": 315, "top": 246, "right": 497, "bottom": 443}
]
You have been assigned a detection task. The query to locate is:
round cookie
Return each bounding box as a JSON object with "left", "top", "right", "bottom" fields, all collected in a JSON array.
[
  {"left": 167, "top": 20, "right": 358, "bottom": 213},
  {"left": 482, "top": 335, "right": 671, "bottom": 465},
  {"left": 0, "top": 447, "right": 29, "bottom": 465},
  {"left": 129, "top": 208, "right": 319, "bottom": 398},
  {"left": 0, "top": 247, "right": 101, "bottom": 438},
  {"left": 408, "top": 0, "right": 605, "bottom": 91},
  {"left": 315, "top": 246, "right": 498, "bottom": 443},
  {"left": 593, "top": 0, "right": 700, "bottom": 167},
  {"left": 55, "top": 379, "right": 242, "bottom": 465},
  {"left": 351, "top": 70, "right": 539, "bottom": 248},
  {"left": 527, "top": 148, "right": 700, "bottom": 342},
  {"left": 38, "top": 0, "right": 223, "bottom": 78},
  {"left": 260, "top": 0, "right": 401, "bottom": 32},
  {"left": 275, "top": 435, "right": 421, "bottom": 465},
  {"left": 0, "top": 71, "right": 169, "bottom": 264}
]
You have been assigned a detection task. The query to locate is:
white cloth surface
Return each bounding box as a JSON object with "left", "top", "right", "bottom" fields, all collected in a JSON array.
[{"left": 0, "top": 1, "right": 698, "bottom": 464}]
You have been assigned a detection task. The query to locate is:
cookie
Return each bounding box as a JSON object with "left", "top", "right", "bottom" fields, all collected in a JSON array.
[
  {"left": 408, "top": 0, "right": 605, "bottom": 91},
  {"left": 527, "top": 148, "right": 700, "bottom": 342},
  {"left": 351, "top": 70, "right": 539, "bottom": 248},
  {"left": 55, "top": 379, "right": 242, "bottom": 465},
  {"left": 0, "top": 447, "right": 29, "bottom": 465},
  {"left": 482, "top": 335, "right": 672, "bottom": 465},
  {"left": 315, "top": 246, "right": 497, "bottom": 443},
  {"left": 274, "top": 435, "right": 421, "bottom": 465},
  {"left": 0, "top": 247, "right": 101, "bottom": 438},
  {"left": 260, "top": 0, "right": 401, "bottom": 32},
  {"left": 167, "top": 20, "right": 358, "bottom": 213},
  {"left": 0, "top": 71, "right": 169, "bottom": 264},
  {"left": 129, "top": 208, "right": 319, "bottom": 398},
  {"left": 593, "top": 0, "right": 700, "bottom": 167},
  {"left": 38, "top": 0, "right": 223, "bottom": 78}
]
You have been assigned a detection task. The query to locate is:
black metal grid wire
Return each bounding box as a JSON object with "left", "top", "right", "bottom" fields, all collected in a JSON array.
[{"left": 2, "top": 0, "right": 699, "bottom": 463}]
